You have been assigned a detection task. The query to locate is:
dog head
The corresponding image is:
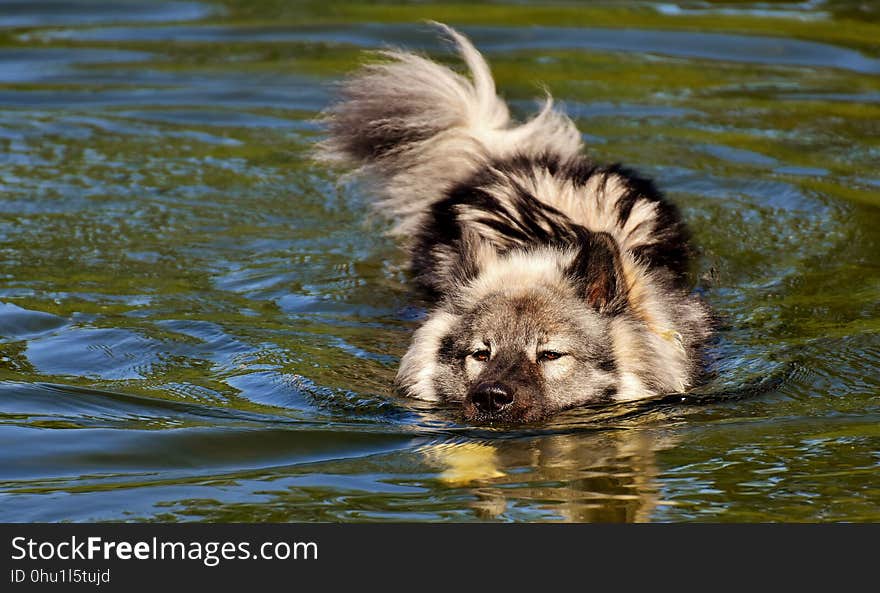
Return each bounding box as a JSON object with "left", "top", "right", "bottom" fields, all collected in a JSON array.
[{"left": 440, "top": 285, "right": 620, "bottom": 423}]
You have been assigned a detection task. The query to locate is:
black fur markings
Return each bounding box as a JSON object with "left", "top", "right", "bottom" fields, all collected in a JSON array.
[
  {"left": 437, "top": 333, "right": 459, "bottom": 365},
  {"left": 411, "top": 165, "right": 579, "bottom": 296},
  {"left": 496, "top": 155, "right": 692, "bottom": 284},
  {"left": 411, "top": 152, "right": 694, "bottom": 300},
  {"left": 599, "top": 386, "right": 618, "bottom": 402},
  {"left": 603, "top": 164, "right": 691, "bottom": 282},
  {"left": 325, "top": 83, "right": 441, "bottom": 164},
  {"left": 565, "top": 230, "right": 628, "bottom": 314},
  {"left": 596, "top": 354, "right": 617, "bottom": 373},
  {"left": 492, "top": 152, "right": 599, "bottom": 186},
  {"left": 471, "top": 186, "right": 577, "bottom": 246},
  {"left": 416, "top": 154, "right": 585, "bottom": 256}
]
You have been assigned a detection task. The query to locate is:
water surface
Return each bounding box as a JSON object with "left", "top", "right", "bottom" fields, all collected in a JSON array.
[{"left": 0, "top": 0, "right": 878, "bottom": 522}]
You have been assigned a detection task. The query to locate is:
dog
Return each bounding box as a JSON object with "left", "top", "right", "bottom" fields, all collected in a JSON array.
[{"left": 317, "top": 23, "right": 713, "bottom": 423}]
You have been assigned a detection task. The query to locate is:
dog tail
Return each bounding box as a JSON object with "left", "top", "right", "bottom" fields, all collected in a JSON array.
[{"left": 315, "top": 22, "right": 583, "bottom": 237}]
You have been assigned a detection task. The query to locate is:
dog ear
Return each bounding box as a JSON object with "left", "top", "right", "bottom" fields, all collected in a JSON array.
[{"left": 566, "top": 231, "right": 628, "bottom": 314}]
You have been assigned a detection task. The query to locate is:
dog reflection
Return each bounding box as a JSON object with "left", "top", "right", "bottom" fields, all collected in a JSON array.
[{"left": 422, "top": 430, "right": 676, "bottom": 522}]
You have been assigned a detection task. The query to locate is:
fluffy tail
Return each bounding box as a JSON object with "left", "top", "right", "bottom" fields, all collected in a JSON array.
[{"left": 316, "top": 22, "right": 583, "bottom": 237}]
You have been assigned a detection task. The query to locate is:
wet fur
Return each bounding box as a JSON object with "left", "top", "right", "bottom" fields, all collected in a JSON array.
[{"left": 316, "top": 23, "right": 713, "bottom": 422}]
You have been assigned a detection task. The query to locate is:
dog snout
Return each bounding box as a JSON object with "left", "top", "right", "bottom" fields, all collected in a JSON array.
[{"left": 469, "top": 381, "right": 515, "bottom": 414}]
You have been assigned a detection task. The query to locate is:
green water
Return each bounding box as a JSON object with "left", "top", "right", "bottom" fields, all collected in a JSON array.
[{"left": 0, "top": 0, "right": 878, "bottom": 522}]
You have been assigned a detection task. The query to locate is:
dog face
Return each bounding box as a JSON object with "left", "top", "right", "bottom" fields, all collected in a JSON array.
[
  {"left": 397, "top": 237, "right": 638, "bottom": 424},
  {"left": 436, "top": 287, "right": 620, "bottom": 423}
]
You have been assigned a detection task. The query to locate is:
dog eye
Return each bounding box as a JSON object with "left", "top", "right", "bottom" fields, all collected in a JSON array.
[
  {"left": 538, "top": 351, "right": 565, "bottom": 362},
  {"left": 471, "top": 349, "right": 490, "bottom": 362}
]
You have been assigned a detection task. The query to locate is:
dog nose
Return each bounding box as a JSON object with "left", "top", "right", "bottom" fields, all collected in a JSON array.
[{"left": 470, "top": 382, "right": 514, "bottom": 414}]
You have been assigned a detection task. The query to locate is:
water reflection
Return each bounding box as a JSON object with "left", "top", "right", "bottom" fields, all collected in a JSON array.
[{"left": 425, "top": 430, "right": 677, "bottom": 523}]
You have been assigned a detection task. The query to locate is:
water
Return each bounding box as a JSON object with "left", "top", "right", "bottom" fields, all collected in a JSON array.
[{"left": 0, "top": 0, "right": 878, "bottom": 522}]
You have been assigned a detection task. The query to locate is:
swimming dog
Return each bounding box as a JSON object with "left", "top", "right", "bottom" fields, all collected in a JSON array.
[{"left": 317, "top": 23, "right": 712, "bottom": 423}]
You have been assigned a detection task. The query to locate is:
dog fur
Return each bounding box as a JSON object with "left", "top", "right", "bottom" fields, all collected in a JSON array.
[{"left": 317, "top": 23, "right": 712, "bottom": 423}]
